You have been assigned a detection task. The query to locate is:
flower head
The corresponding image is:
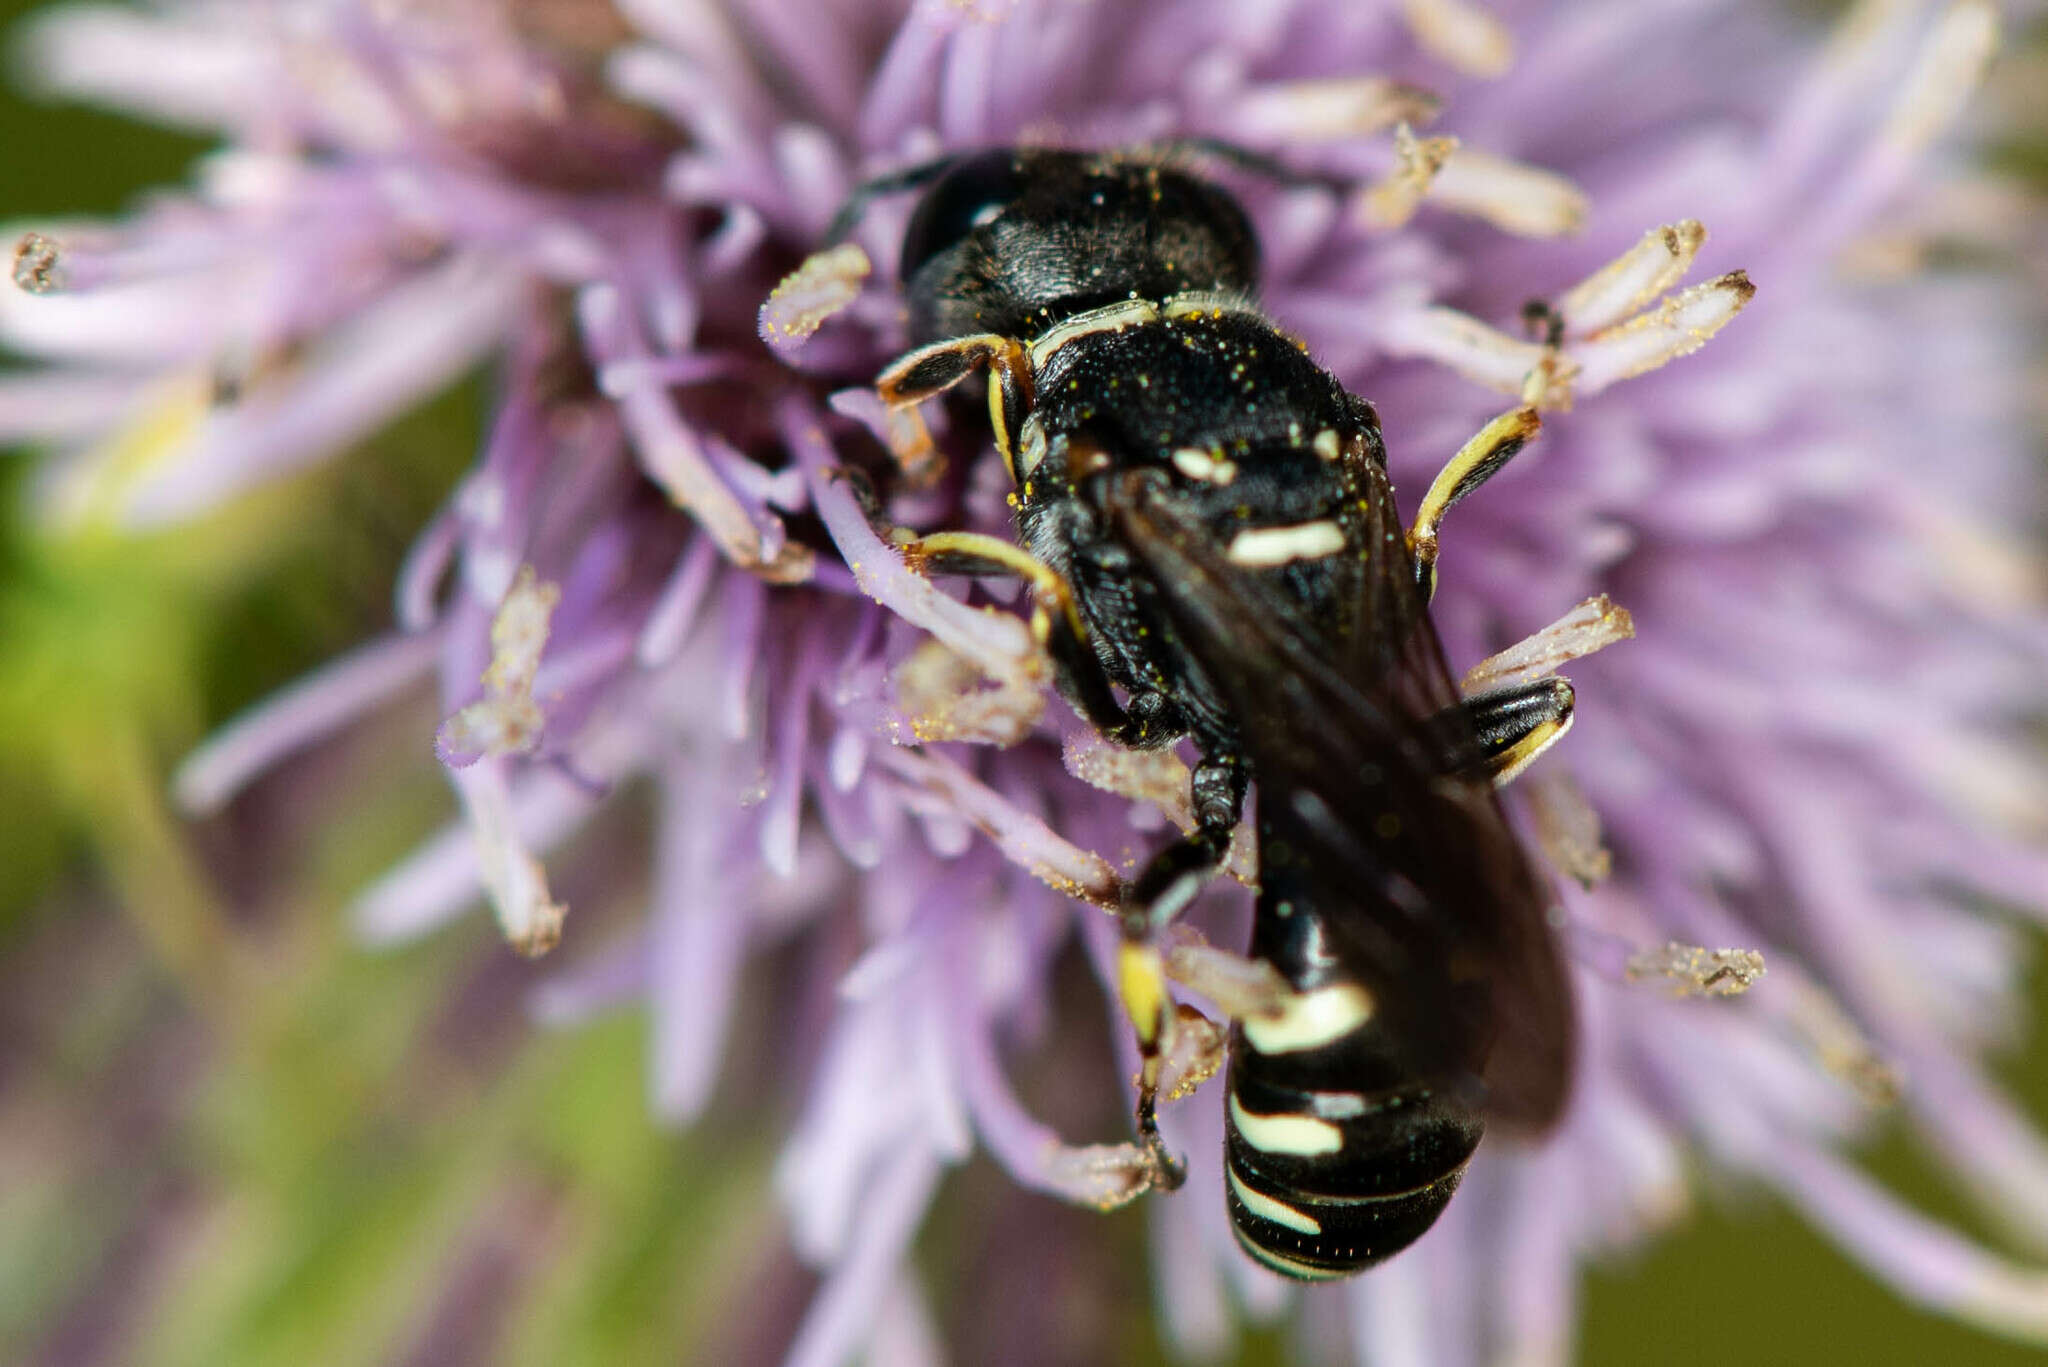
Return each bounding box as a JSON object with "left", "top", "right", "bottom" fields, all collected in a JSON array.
[{"left": 6, "top": 0, "right": 2047, "bottom": 1363}]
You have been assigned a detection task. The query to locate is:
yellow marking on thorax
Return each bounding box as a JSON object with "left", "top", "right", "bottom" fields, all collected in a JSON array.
[
  {"left": 1224, "top": 520, "right": 1348, "bottom": 568},
  {"left": 1027, "top": 292, "right": 1268, "bottom": 372},
  {"left": 1027, "top": 300, "right": 1160, "bottom": 370},
  {"left": 1171, "top": 446, "right": 1238, "bottom": 484}
]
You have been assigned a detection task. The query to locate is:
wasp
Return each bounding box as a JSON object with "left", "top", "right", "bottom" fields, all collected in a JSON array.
[{"left": 827, "top": 147, "right": 1578, "bottom": 1277}]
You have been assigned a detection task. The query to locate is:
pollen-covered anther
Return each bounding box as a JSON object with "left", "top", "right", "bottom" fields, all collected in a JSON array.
[
  {"left": 1624, "top": 941, "right": 1768, "bottom": 997},
  {"left": 1042, "top": 1142, "right": 1176, "bottom": 1212},
  {"left": 1061, "top": 732, "right": 1257, "bottom": 884},
  {"left": 449, "top": 763, "right": 569, "bottom": 959},
  {"left": 892, "top": 638, "right": 1045, "bottom": 746},
  {"left": 1462, "top": 594, "right": 1635, "bottom": 693},
  {"left": 1430, "top": 147, "right": 1589, "bottom": 239},
  {"left": 754, "top": 542, "right": 819, "bottom": 584},
  {"left": 1401, "top": 0, "right": 1515, "bottom": 78},
  {"left": 482, "top": 564, "right": 556, "bottom": 696},
  {"left": 11, "top": 232, "right": 63, "bottom": 293},
  {"left": 1231, "top": 76, "right": 1442, "bottom": 143},
  {"left": 436, "top": 695, "right": 547, "bottom": 769},
  {"left": 1158, "top": 1003, "right": 1226, "bottom": 1102},
  {"left": 1063, "top": 729, "right": 1190, "bottom": 813},
  {"left": 1567, "top": 270, "right": 1758, "bottom": 396},
  {"left": 1557, "top": 220, "right": 1709, "bottom": 336},
  {"left": 757, "top": 242, "right": 872, "bottom": 353},
  {"left": 1355, "top": 122, "right": 1460, "bottom": 231},
  {"left": 1525, "top": 770, "right": 1613, "bottom": 889},
  {"left": 501, "top": 850, "right": 567, "bottom": 958},
  {"left": 1787, "top": 980, "right": 1905, "bottom": 1107},
  {"left": 435, "top": 564, "right": 559, "bottom": 766}
]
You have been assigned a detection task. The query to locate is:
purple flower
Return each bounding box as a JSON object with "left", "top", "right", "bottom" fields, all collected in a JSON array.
[{"left": 7, "top": 0, "right": 2047, "bottom": 1363}]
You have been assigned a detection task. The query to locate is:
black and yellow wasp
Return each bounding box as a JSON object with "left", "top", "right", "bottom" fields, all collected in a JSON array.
[{"left": 827, "top": 146, "right": 1578, "bottom": 1278}]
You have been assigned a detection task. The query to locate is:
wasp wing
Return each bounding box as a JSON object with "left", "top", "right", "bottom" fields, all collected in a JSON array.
[{"left": 1108, "top": 465, "right": 1575, "bottom": 1131}]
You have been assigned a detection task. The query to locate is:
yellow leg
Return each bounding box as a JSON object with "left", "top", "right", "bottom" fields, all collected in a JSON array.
[
  {"left": 1462, "top": 677, "right": 1575, "bottom": 786},
  {"left": 899, "top": 524, "right": 1188, "bottom": 1193},
  {"left": 875, "top": 333, "right": 1037, "bottom": 480},
  {"left": 892, "top": 528, "right": 1090, "bottom": 653},
  {"left": 1485, "top": 705, "right": 1573, "bottom": 786},
  {"left": 1117, "top": 936, "right": 1188, "bottom": 1191},
  {"left": 1408, "top": 405, "right": 1540, "bottom": 598}
]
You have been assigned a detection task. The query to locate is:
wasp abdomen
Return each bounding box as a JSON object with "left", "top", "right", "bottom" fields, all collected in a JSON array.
[
  {"left": 1222, "top": 880, "right": 1486, "bottom": 1280},
  {"left": 1224, "top": 1003, "right": 1484, "bottom": 1280}
]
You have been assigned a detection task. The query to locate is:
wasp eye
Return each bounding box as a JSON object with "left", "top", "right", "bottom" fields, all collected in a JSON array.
[{"left": 899, "top": 149, "right": 1031, "bottom": 281}]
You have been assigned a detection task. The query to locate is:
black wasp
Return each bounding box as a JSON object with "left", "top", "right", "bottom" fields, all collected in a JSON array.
[{"left": 828, "top": 146, "right": 1578, "bottom": 1278}]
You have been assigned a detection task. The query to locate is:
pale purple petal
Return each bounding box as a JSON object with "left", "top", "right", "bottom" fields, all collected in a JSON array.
[{"left": 173, "top": 629, "right": 441, "bottom": 815}]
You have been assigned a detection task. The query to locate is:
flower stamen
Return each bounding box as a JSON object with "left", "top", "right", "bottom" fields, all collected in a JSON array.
[
  {"left": 1430, "top": 147, "right": 1589, "bottom": 239},
  {"left": 1557, "top": 220, "right": 1709, "bottom": 336},
  {"left": 1355, "top": 122, "right": 1460, "bottom": 231},
  {"left": 11, "top": 231, "right": 63, "bottom": 293},
  {"left": 1230, "top": 76, "right": 1441, "bottom": 143},
  {"left": 1462, "top": 594, "right": 1636, "bottom": 694},
  {"left": 1401, "top": 0, "right": 1515, "bottom": 79},
  {"left": 436, "top": 563, "right": 558, "bottom": 766},
  {"left": 1625, "top": 941, "right": 1769, "bottom": 997}
]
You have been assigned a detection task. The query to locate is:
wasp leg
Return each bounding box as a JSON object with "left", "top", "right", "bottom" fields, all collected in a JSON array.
[
  {"left": 894, "top": 527, "right": 1046, "bottom": 582},
  {"left": 891, "top": 526, "right": 1142, "bottom": 743},
  {"left": 1124, "top": 756, "right": 1246, "bottom": 933},
  {"left": 1106, "top": 690, "right": 1194, "bottom": 749},
  {"left": 876, "top": 334, "right": 1036, "bottom": 480},
  {"left": 1115, "top": 752, "right": 1247, "bottom": 1191},
  {"left": 1115, "top": 930, "right": 1190, "bottom": 1191},
  {"left": 1461, "top": 677, "right": 1575, "bottom": 786},
  {"left": 821, "top": 154, "right": 959, "bottom": 244},
  {"left": 897, "top": 522, "right": 1199, "bottom": 759},
  {"left": 1407, "top": 405, "right": 1541, "bottom": 598},
  {"left": 904, "top": 523, "right": 1227, "bottom": 1193},
  {"left": 899, "top": 507, "right": 1205, "bottom": 752},
  {"left": 895, "top": 529, "right": 1083, "bottom": 646}
]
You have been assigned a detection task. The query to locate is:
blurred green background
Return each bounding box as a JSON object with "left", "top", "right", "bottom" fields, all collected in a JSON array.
[{"left": 1, "top": 2, "right": 2045, "bottom": 1364}]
